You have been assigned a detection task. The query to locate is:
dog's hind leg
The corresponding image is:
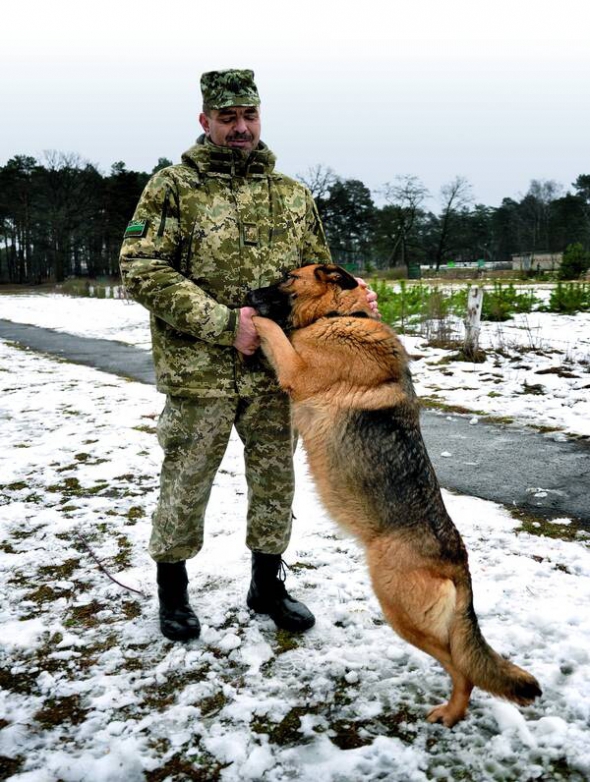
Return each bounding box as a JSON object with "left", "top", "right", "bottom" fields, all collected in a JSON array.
[
  {"left": 367, "top": 541, "right": 474, "bottom": 727},
  {"left": 425, "top": 669, "right": 473, "bottom": 727}
]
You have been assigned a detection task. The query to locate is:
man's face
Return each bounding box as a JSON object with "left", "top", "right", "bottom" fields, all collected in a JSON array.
[{"left": 199, "top": 106, "right": 261, "bottom": 153}]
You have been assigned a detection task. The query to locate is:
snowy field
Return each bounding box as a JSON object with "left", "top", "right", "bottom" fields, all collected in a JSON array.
[
  {"left": 1, "top": 292, "right": 589, "bottom": 437},
  {"left": 1, "top": 294, "right": 590, "bottom": 781}
]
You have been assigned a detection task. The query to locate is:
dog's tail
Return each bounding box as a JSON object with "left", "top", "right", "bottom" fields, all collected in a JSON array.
[{"left": 451, "top": 577, "right": 542, "bottom": 705}]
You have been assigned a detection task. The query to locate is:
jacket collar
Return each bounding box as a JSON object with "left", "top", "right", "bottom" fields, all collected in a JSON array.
[{"left": 181, "top": 134, "right": 277, "bottom": 178}]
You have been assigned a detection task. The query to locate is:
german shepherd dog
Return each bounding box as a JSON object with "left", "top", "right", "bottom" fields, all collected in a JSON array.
[{"left": 247, "top": 263, "right": 541, "bottom": 727}]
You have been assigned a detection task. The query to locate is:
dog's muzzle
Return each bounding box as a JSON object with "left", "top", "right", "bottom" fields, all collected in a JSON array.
[{"left": 246, "top": 286, "right": 291, "bottom": 327}]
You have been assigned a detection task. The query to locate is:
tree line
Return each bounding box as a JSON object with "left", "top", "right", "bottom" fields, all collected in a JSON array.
[
  {"left": 0, "top": 152, "right": 169, "bottom": 285},
  {"left": 302, "top": 167, "right": 590, "bottom": 275},
  {"left": 1, "top": 151, "right": 589, "bottom": 284}
]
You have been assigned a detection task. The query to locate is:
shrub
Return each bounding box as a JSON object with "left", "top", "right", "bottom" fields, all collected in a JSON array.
[
  {"left": 372, "top": 280, "right": 467, "bottom": 332},
  {"left": 481, "top": 283, "right": 540, "bottom": 322},
  {"left": 559, "top": 243, "right": 590, "bottom": 280},
  {"left": 546, "top": 282, "right": 590, "bottom": 313}
]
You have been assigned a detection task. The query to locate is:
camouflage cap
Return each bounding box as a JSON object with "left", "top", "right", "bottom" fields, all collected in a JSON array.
[{"left": 200, "top": 69, "right": 260, "bottom": 110}]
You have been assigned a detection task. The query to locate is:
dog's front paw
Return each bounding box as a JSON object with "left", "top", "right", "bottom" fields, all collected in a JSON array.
[{"left": 251, "top": 315, "right": 275, "bottom": 336}]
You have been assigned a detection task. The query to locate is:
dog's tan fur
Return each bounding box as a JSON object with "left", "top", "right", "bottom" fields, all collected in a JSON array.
[{"left": 251, "top": 264, "right": 541, "bottom": 727}]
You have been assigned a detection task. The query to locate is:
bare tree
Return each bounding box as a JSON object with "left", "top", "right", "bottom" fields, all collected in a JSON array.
[
  {"left": 434, "top": 176, "right": 474, "bottom": 269},
  {"left": 297, "top": 165, "right": 337, "bottom": 224},
  {"left": 297, "top": 164, "right": 337, "bottom": 201},
  {"left": 379, "top": 175, "right": 429, "bottom": 268}
]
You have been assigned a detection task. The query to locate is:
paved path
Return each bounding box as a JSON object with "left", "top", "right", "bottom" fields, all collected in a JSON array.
[
  {"left": 2, "top": 318, "right": 589, "bottom": 526},
  {"left": 0, "top": 319, "right": 156, "bottom": 384}
]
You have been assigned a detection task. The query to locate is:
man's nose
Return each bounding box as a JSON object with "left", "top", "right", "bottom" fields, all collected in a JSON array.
[{"left": 235, "top": 116, "right": 248, "bottom": 133}]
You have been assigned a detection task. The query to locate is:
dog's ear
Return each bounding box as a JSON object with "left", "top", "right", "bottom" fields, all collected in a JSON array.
[{"left": 314, "top": 264, "right": 359, "bottom": 290}]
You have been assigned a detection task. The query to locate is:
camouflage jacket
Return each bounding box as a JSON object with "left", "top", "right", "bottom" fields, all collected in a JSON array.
[{"left": 119, "top": 135, "right": 331, "bottom": 397}]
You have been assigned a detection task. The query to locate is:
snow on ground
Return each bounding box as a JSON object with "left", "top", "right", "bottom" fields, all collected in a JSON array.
[
  {"left": 1, "top": 292, "right": 589, "bottom": 437},
  {"left": 1, "top": 330, "right": 590, "bottom": 780},
  {"left": 0, "top": 294, "right": 152, "bottom": 349},
  {"left": 405, "top": 310, "right": 590, "bottom": 438}
]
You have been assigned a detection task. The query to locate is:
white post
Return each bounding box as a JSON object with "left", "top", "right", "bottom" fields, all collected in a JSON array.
[{"left": 464, "top": 286, "right": 483, "bottom": 355}]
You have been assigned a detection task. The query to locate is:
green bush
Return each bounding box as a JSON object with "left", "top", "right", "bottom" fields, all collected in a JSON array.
[
  {"left": 372, "top": 278, "right": 589, "bottom": 331},
  {"left": 372, "top": 280, "right": 467, "bottom": 332},
  {"left": 480, "top": 283, "right": 540, "bottom": 322},
  {"left": 545, "top": 282, "right": 590, "bottom": 313},
  {"left": 559, "top": 243, "right": 590, "bottom": 280},
  {"left": 59, "top": 279, "right": 91, "bottom": 297}
]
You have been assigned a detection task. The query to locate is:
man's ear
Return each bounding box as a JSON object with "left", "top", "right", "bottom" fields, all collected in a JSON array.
[
  {"left": 314, "top": 264, "right": 359, "bottom": 290},
  {"left": 199, "top": 112, "right": 210, "bottom": 135}
]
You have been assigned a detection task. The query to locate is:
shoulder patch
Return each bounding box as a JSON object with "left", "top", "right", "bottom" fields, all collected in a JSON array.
[{"left": 124, "top": 219, "right": 149, "bottom": 239}]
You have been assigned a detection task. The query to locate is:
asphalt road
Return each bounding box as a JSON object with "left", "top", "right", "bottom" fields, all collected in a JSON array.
[{"left": 2, "top": 318, "right": 588, "bottom": 526}]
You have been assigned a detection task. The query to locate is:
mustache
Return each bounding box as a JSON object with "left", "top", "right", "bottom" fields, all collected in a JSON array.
[{"left": 227, "top": 132, "right": 254, "bottom": 141}]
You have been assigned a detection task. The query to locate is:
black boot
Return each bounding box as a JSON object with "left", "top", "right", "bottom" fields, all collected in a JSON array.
[
  {"left": 157, "top": 561, "right": 201, "bottom": 641},
  {"left": 247, "top": 552, "right": 315, "bottom": 632}
]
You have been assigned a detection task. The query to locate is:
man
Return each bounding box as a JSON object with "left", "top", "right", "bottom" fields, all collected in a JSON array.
[{"left": 120, "top": 69, "right": 375, "bottom": 642}]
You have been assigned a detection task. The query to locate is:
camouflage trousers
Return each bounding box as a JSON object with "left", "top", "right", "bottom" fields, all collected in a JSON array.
[{"left": 149, "top": 393, "right": 295, "bottom": 562}]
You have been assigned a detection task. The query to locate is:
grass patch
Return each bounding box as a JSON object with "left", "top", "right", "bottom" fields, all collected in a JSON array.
[
  {"left": 288, "top": 561, "right": 318, "bottom": 573},
  {"left": 535, "top": 366, "right": 581, "bottom": 379},
  {"left": 252, "top": 702, "right": 418, "bottom": 751},
  {"left": 251, "top": 706, "right": 314, "bottom": 746},
  {"left": 0, "top": 667, "right": 39, "bottom": 696},
  {"left": 7, "top": 481, "right": 28, "bottom": 491},
  {"left": 198, "top": 692, "right": 227, "bottom": 717},
  {"left": 140, "top": 667, "right": 212, "bottom": 712},
  {"left": 34, "top": 695, "right": 88, "bottom": 729},
  {"left": 47, "top": 477, "right": 81, "bottom": 494},
  {"left": 24, "top": 584, "right": 74, "bottom": 605},
  {"left": 420, "top": 397, "right": 517, "bottom": 426},
  {"left": 24, "top": 493, "right": 44, "bottom": 504},
  {"left": 38, "top": 558, "right": 80, "bottom": 580},
  {"left": 0, "top": 756, "right": 24, "bottom": 778},
  {"left": 113, "top": 535, "right": 133, "bottom": 568},
  {"left": 122, "top": 600, "right": 142, "bottom": 620},
  {"left": 511, "top": 508, "right": 585, "bottom": 543},
  {"left": 328, "top": 718, "right": 373, "bottom": 749},
  {"left": 72, "top": 635, "right": 119, "bottom": 671},
  {"left": 446, "top": 348, "right": 487, "bottom": 364},
  {"left": 273, "top": 629, "right": 301, "bottom": 655},
  {"left": 145, "top": 752, "right": 227, "bottom": 782},
  {"left": 126, "top": 506, "right": 145, "bottom": 523},
  {"left": 520, "top": 382, "right": 546, "bottom": 396},
  {"left": 66, "top": 599, "right": 110, "bottom": 629}
]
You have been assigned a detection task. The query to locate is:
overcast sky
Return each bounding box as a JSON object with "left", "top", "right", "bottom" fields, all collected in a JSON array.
[{"left": 2, "top": 0, "right": 589, "bottom": 207}]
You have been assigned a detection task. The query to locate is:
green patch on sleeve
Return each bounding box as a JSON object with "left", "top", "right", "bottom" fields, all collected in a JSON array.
[{"left": 124, "top": 220, "right": 149, "bottom": 239}]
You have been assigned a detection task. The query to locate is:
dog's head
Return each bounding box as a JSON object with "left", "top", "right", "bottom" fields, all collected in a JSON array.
[{"left": 246, "top": 264, "right": 371, "bottom": 328}]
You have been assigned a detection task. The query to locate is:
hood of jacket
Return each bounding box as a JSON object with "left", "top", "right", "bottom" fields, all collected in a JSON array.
[{"left": 181, "top": 134, "right": 277, "bottom": 178}]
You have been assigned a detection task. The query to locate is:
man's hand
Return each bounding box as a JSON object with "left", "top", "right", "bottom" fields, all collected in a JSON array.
[
  {"left": 233, "top": 306, "right": 261, "bottom": 355},
  {"left": 355, "top": 277, "right": 380, "bottom": 318}
]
